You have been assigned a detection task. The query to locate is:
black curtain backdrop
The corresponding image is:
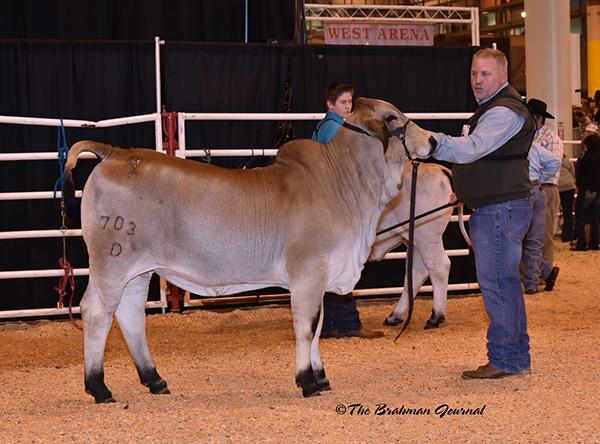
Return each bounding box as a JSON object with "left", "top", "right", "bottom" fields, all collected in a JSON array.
[
  {"left": 164, "top": 43, "right": 477, "bottom": 154},
  {"left": 0, "top": 39, "right": 477, "bottom": 311},
  {"left": 0, "top": 0, "right": 295, "bottom": 44}
]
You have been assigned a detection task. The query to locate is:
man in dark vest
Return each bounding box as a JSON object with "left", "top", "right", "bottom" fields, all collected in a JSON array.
[{"left": 432, "top": 48, "right": 535, "bottom": 379}]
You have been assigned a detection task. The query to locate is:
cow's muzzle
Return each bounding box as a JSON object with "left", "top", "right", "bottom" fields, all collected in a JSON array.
[{"left": 428, "top": 135, "right": 438, "bottom": 156}]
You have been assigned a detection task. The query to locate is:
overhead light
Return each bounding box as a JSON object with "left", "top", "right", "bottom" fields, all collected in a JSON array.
[{"left": 521, "top": 11, "right": 526, "bottom": 18}]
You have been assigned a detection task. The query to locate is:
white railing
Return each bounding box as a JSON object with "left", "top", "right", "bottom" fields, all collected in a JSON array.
[
  {"left": 175, "top": 111, "right": 471, "bottom": 158},
  {"left": 1, "top": 110, "right": 477, "bottom": 317},
  {"left": 0, "top": 108, "right": 166, "bottom": 316}
]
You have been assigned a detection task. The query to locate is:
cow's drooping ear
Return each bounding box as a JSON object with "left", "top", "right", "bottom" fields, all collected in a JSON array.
[{"left": 362, "top": 118, "right": 389, "bottom": 153}]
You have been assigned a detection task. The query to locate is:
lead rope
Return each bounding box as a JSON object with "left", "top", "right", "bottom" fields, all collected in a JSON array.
[
  {"left": 395, "top": 159, "right": 420, "bottom": 341},
  {"left": 53, "top": 121, "right": 81, "bottom": 330},
  {"left": 376, "top": 200, "right": 458, "bottom": 237},
  {"left": 55, "top": 202, "right": 81, "bottom": 329}
]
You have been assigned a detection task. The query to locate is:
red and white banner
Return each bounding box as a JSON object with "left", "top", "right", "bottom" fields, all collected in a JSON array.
[{"left": 324, "top": 21, "right": 434, "bottom": 47}]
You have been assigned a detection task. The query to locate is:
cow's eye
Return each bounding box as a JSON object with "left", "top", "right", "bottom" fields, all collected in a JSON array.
[{"left": 385, "top": 115, "right": 398, "bottom": 123}]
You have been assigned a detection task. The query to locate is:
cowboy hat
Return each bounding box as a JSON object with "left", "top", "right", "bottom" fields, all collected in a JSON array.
[{"left": 526, "top": 98, "right": 555, "bottom": 119}]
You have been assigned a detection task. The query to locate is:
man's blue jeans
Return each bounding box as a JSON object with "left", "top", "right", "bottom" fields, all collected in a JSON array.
[
  {"left": 522, "top": 186, "right": 551, "bottom": 290},
  {"left": 469, "top": 197, "right": 532, "bottom": 373}
]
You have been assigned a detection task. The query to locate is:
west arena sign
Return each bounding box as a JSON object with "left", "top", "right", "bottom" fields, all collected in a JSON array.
[{"left": 324, "top": 21, "right": 434, "bottom": 46}]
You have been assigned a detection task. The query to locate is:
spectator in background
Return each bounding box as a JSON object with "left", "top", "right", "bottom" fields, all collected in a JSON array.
[
  {"left": 526, "top": 99, "right": 562, "bottom": 291},
  {"left": 573, "top": 134, "right": 600, "bottom": 251},
  {"left": 574, "top": 109, "right": 592, "bottom": 138},
  {"left": 582, "top": 123, "right": 599, "bottom": 139},
  {"left": 312, "top": 81, "right": 384, "bottom": 340},
  {"left": 593, "top": 90, "right": 600, "bottom": 124},
  {"left": 581, "top": 97, "right": 595, "bottom": 120},
  {"left": 521, "top": 142, "right": 561, "bottom": 294},
  {"left": 558, "top": 153, "right": 576, "bottom": 243}
]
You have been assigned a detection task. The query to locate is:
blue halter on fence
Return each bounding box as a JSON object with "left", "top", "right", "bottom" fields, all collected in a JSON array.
[{"left": 53, "top": 119, "right": 69, "bottom": 198}]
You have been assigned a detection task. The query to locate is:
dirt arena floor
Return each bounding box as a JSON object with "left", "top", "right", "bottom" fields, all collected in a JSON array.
[{"left": 1, "top": 241, "right": 598, "bottom": 443}]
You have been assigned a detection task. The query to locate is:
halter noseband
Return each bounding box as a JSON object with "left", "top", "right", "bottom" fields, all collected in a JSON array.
[{"left": 388, "top": 118, "right": 413, "bottom": 160}]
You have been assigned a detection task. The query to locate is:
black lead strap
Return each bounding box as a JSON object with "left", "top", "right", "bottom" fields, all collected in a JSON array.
[
  {"left": 342, "top": 121, "right": 374, "bottom": 138},
  {"left": 376, "top": 200, "right": 459, "bottom": 236},
  {"left": 395, "top": 159, "right": 420, "bottom": 341}
]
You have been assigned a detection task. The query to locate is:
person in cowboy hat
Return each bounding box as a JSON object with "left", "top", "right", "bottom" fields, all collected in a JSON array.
[{"left": 525, "top": 98, "right": 563, "bottom": 292}]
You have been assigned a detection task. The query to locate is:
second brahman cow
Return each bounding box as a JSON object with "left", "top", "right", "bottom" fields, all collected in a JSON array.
[{"left": 371, "top": 163, "right": 469, "bottom": 329}]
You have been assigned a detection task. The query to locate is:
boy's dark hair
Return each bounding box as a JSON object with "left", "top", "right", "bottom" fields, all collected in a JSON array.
[
  {"left": 583, "top": 133, "right": 600, "bottom": 152},
  {"left": 325, "top": 82, "right": 354, "bottom": 105}
]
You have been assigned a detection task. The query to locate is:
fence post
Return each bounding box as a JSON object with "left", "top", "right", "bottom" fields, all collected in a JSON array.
[{"left": 161, "top": 111, "right": 184, "bottom": 312}]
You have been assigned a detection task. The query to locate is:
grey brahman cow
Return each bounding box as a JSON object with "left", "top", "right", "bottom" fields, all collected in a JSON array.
[{"left": 63, "top": 98, "right": 437, "bottom": 403}]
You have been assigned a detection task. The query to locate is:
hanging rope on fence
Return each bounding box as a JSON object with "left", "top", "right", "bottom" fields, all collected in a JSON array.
[{"left": 52, "top": 121, "right": 81, "bottom": 329}]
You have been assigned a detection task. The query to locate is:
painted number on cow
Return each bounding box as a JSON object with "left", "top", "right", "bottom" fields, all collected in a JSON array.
[{"left": 99, "top": 216, "right": 136, "bottom": 235}]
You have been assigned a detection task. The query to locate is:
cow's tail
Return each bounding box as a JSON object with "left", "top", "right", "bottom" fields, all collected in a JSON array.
[
  {"left": 440, "top": 165, "right": 472, "bottom": 249},
  {"left": 457, "top": 206, "right": 472, "bottom": 249},
  {"left": 63, "top": 140, "right": 115, "bottom": 214}
]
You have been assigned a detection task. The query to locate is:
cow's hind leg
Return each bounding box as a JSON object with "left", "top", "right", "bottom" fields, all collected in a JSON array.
[
  {"left": 114, "top": 273, "right": 169, "bottom": 396},
  {"left": 289, "top": 269, "right": 328, "bottom": 398},
  {"left": 81, "top": 277, "right": 121, "bottom": 403},
  {"left": 384, "top": 249, "right": 429, "bottom": 327},
  {"left": 422, "top": 243, "right": 450, "bottom": 329}
]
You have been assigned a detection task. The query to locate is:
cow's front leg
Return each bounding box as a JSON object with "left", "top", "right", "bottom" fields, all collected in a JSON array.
[
  {"left": 115, "top": 273, "right": 169, "bottom": 396},
  {"left": 384, "top": 248, "right": 429, "bottom": 327},
  {"left": 289, "top": 267, "right": 328, "bottom": 398},
  {"left": 81, "top": 278, "right": 120, "bottom": 403}
]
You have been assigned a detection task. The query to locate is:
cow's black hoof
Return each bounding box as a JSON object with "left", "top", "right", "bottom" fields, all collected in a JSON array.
[
  {"left": 315, "top": 376, "right": 331, "bottom": 391},
  {"left": 85, "top": 372, "right": 114, "bottom": 404},
  {"left": 86, "top": 388, "right": 115, "bottom": 404},
  {"left": 425, "top": 315, "right": 445, "bottom": 330},
  {"left": 301, "top": 384, "right": 322, "bottom": 398},
  {"left": 313, "top": 368, "right": 330, "bottom": 391},
  {"left": 317, "top": 380, "right": 331, "bottom": 391},
  {"left": 151, "top": 385, "right": 170, "bottom": 395},
  {"left": 297, "top": 368, "right": 321, "bottom": 397},
  {"left": 148, "top": 378, "right": 169, "bottom": 395},
  {"left": 139, "top": 367, "right": 169, "bottom": 395},
  {"left": 384, "top": 316, "right": 403, "bottom": 326}
]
